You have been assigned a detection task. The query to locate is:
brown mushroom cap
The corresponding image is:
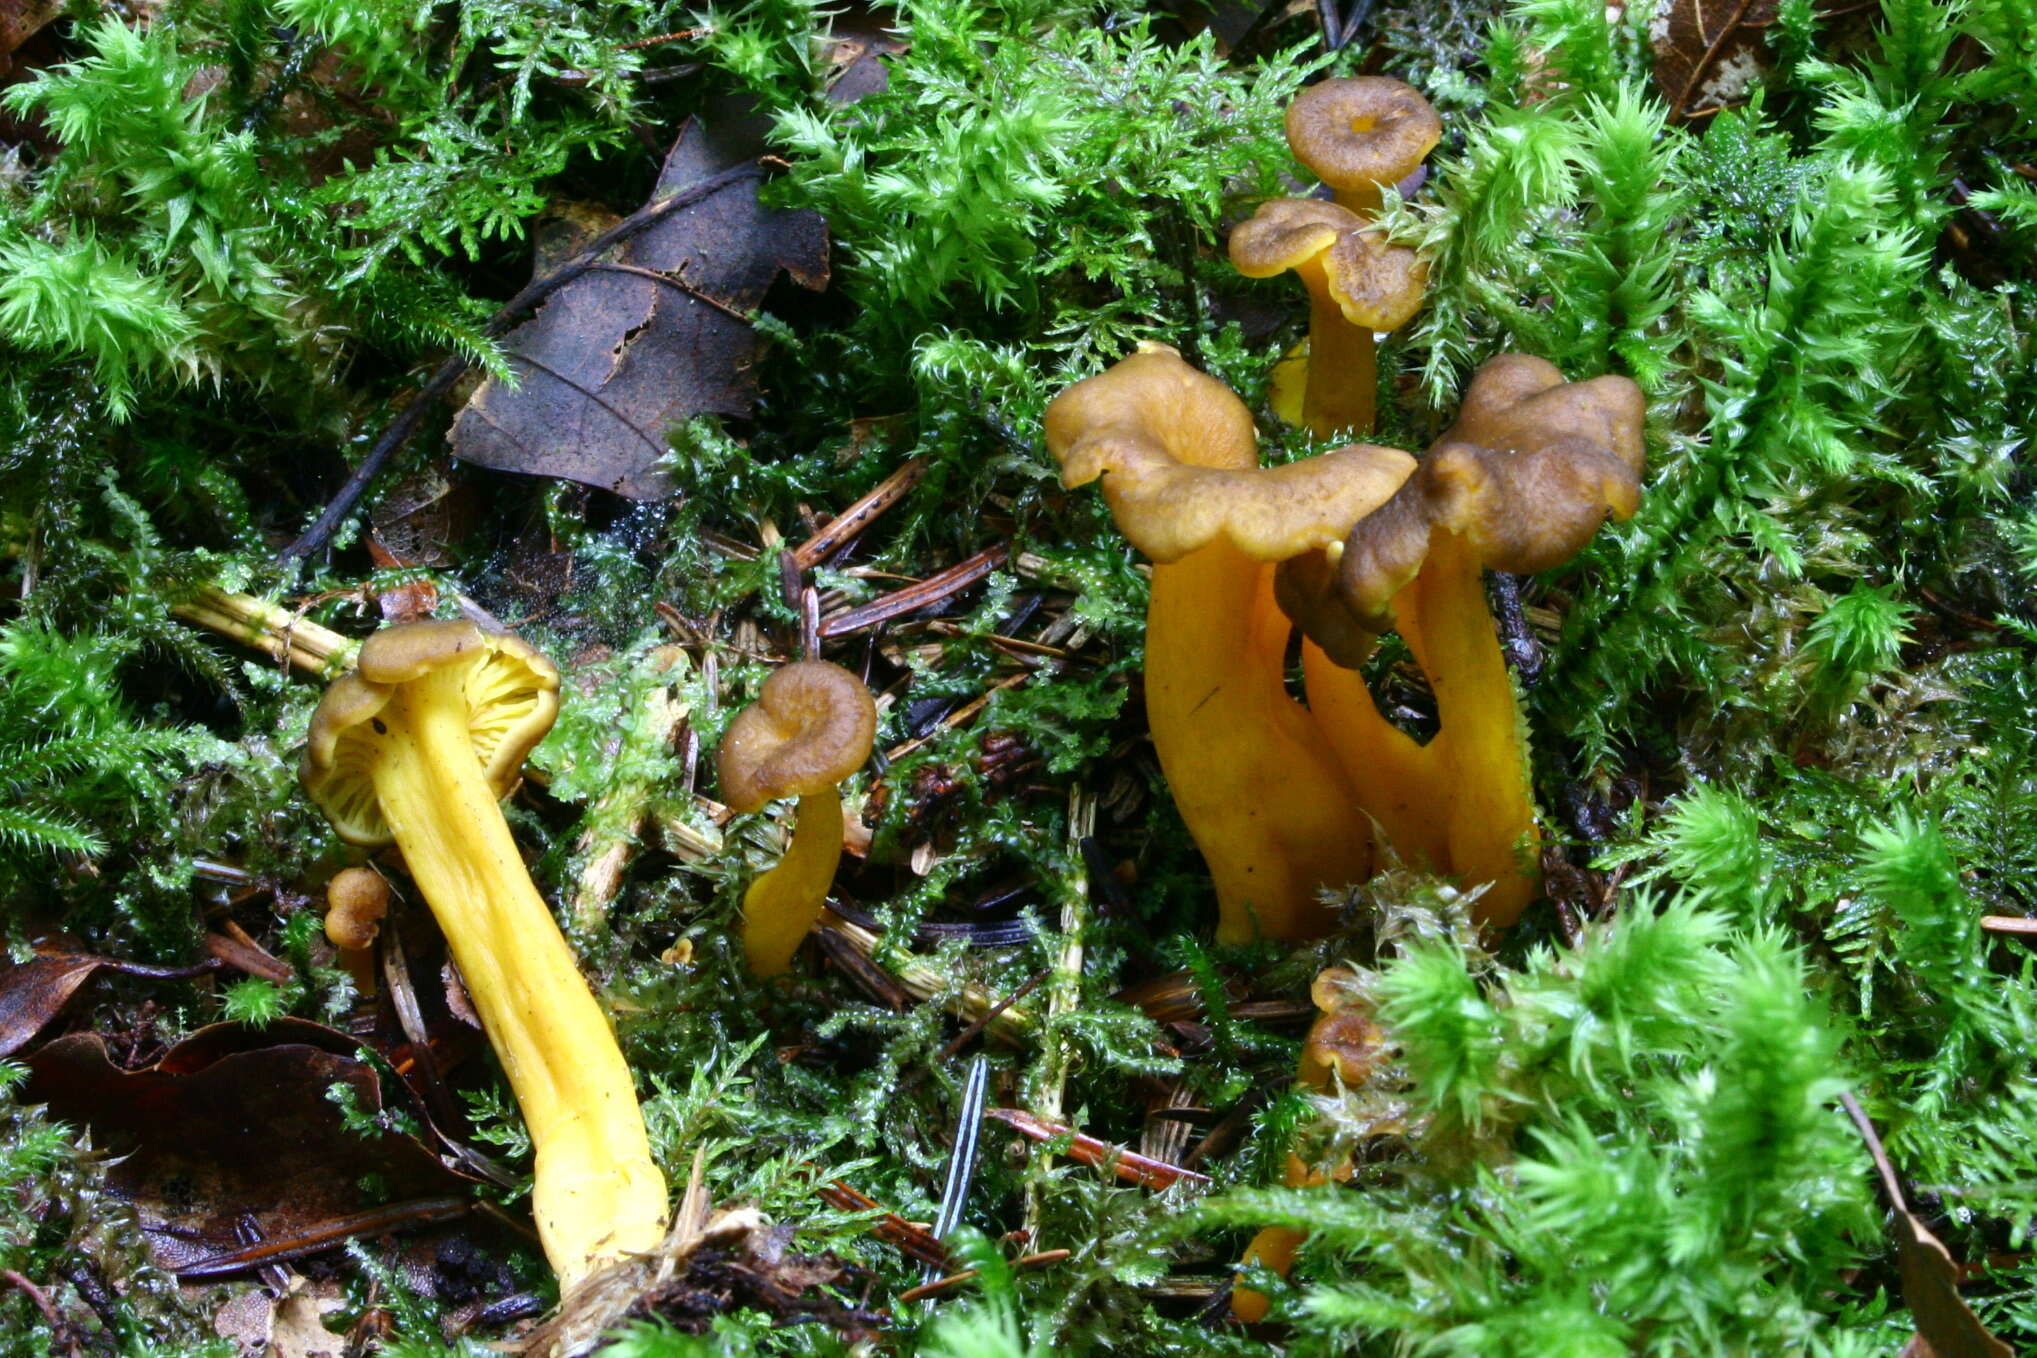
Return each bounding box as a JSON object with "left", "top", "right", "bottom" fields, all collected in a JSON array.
[
  {"left": 1044, "top": 344, "right": 1417, "bottom": 563},
  {"left": 302, "top": 621, "right": 562, "bottom": 847},
  {"left": 1286, "top": 77, "right": 1442, "bottom": 201},
  {"left": 325, "top": 866, "right": 391, "bottom": 950},
  {"left": 1325, "top": 354, "right": 1647, "bottom": 629},
  {"left": 1229, "top": 199, "right": 1428, "bottom": 332},
  {"left": 717, "top": 660, "right": 877, "bottom": 814}
]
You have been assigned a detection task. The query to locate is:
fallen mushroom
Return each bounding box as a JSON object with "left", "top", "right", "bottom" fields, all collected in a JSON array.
[
  {"left": 300, "top": 619, "right": 669, "bottom": 1291},
  {"left": 1279, "top": 354, "right": 1646, "bottom": 926},
  {"left": 1045, "top": 343, "right": 1416, "bottom": 942},
  {"left": 717, "top": 659, "right": 877, "bottom": 976},
  {"left": 1230, "top": 199, "right": 1427, "bottom": 439}
]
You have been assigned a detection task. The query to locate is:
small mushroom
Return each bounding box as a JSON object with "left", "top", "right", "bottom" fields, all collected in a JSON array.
[
  {"left": 717, "top": 659, "right": 876, "bottom": 977},
  {"left": 301, "top": 619, "right": 668, "bottom": 1292},
  {"left": 1046, "top": 343, "right": 1416, "bottom": 943},
  {"left": 1234, "top": 966, "right": 1390, "bottom": 1322},
  {"left": 1279, "top": 354, "right": 1646, "bottom": 926},
  {"left": 324, "top": 865, "right": 390, "bottom": 951},
  {"left": 1285, "top": 76, "right": 1443, "bottom": 217},
  {"left": 323, "top": 865, "right": 390, "bottom": 995},
  {"left": 1230, "top": 199, "right": 1428, "bottom": 439}
]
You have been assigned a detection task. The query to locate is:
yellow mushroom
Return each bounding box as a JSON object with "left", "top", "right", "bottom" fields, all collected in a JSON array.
[
  {"left": 300, "top": 619, "right": 668, "bottom": 1292},
  {"left": 1279, "top": 355, "right": 1647, "bottom": 927},
  {"left": 717, "top": 659, "right": 877, "bottom": 977},
  {"left": 1045, "top": 343, "right": 1415, "bottom": 943}
]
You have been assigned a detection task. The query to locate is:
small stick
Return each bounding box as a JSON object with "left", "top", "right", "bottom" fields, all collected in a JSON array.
[
  {"left": 819, "top": 544, "right": 1009, "bottom": 638},
  {"left": 983, "top": 1107, "right": 1212, "bottom": 1190},
  {"left": 175, "top": 1198, "right": 473, "bottom": 1278},
  {"left": 278, "top": 164, "right": 761, "bottom": 562},
  {"left": 895, "top": 1250, "right": 1070, "bottom": 1305},
  {"left": 1981, "top": 915, "right": 2037, "bottom": 935},
  {"left": 0, "top": 1270, "right": 65, "bottom": 1343},
  {"left": 815, "top": 1180, "right": 953, "bottom": 1270},
  {"left": 793, "top": 457, "right": 931, "bottom": 567},
  {"left": 882, "top": 673, "right": 1028, "bottom": 762}
]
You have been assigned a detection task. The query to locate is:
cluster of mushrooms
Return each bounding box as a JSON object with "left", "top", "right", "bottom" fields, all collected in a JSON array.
[
  {"left": 1046, "top": 76, "right": 1646, "bottom": 1316},
  {"left": 287, "top": 73, "right": 1644, "bottom": 1326}
]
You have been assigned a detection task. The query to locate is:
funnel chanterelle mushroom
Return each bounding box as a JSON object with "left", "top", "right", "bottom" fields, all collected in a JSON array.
[
  {"left": 1046, "top": 343, "right": 1416, "bottom": 942},
  {"left": 718, "top": 659, "right": 877, "bottom": 977},
  {"left": 1230, "top": 198, "right": 1428, "bottom": 440},
  {"left": 301, "top": 618, "right": 668, "bottom": 1292},
  {"left": 1278, "top": 354, "right": 1646, "bottom": 926},
  {"left": 1286, "top": 76, "right": 1444, "bottom": 217}
]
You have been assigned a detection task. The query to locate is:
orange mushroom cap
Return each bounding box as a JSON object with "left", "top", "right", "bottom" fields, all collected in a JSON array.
[
  {"left": 1228, "top": 198, "right": 1428, "bottom": 334},
  {"left": 302, "top": 620, "right": 560, "bottom": 847},
  {"left": 1285, "top": 77, "right": 1443, "bottom": 205},
  {"left": 324, "top": 866, "right": 391, "bottom": 950},
  {"left": 1045, "top": 343, "right": 1416, "bottom": 563},
  {"left": 1281, "top": 353, "right": 1646, "bottom": 644},
  {"left": 717, "top": 660, "right": 877, "bottom": 813}
]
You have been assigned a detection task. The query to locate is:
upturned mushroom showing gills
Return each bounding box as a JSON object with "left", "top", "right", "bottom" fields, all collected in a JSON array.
[
  {"left": 300, "top": 620, "right": 668, "bottom": 1292},
  {"left": 1285, "top": 76, "right": 1443, "bottom": 218},
  {"left": 1230, "top": 198, "right": 1428, "bottom": 439},
  {"left": 717, "top": 659, "right": 876, "bottom": 976},
  {"left": 1045, "top": 343, "right": 1416, "bottom": 943},
  {"left": 1279, "top": 354, "right": 1646, "bottom": 927}
]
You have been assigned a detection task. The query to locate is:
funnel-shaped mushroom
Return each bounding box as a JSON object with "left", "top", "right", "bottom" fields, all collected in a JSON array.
[
  {"left": 1286, "top": 77, "right": 1443, "bottom": 217},
  {"left": 1280, "top": 355, "right": 1646, "bottom": 926},
  {"left": 718, "top": 659, "right": 876, "bottom": 977},
  {"left": 301, "top": 620, "right": 668, "bottom": 1291},
  {"left": 1231, "top": 199, "right": 1427, "bottom": 440},
  {"left": 1046, "top": 344, "right": 1416, "bottom": 943},
  {"left": 1234, "top": 966, "right": 1388, "bottom": 1322}
]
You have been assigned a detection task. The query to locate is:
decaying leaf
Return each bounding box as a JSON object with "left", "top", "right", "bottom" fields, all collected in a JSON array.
[
  {"left": 24, "top": 1019, "right": 471, "bottom": 1275},
  {"left": 449, "top": 119, "right": 829, "bottom": 500},
  {"left": 0, "top": 953, "right": 107, "bottom": 1058},
  {"left": 1842, "top": 1093, "right": 2014, "bottom": 1358},
  {"left": 1651, "top": 0, "right": 1779, "bottom": 121},
  {"left": 0, "top": 947, "right": 223, "bottom": 1058},
  {"left": 0, "top": 0, "right": 60, "bottom": 79}
]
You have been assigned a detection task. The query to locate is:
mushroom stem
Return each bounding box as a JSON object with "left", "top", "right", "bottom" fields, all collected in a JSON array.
[
  {"left": 368, "top": 664, "right": 667, "bottom": 1290},
  {"left": 1300, "top": 636, "right": 1452, "bottom": 872},
  {"left": 1412, "top": 530, "right": 1539, "bottom": 927},
  {"left": 1148, "top": 543, "right": 1371, "bottom": 944},
  {"left": 1300, "top": 264, "right": 1379, "bottom": 440},
  {"left": 743, "top": 791, "right": 845, "bottom": 977}
]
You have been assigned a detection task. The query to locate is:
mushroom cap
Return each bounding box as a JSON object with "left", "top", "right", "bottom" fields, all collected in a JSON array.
[
  {"left": 1228, "top": 199, "right": 1428, "bottom": 332},
  {"left": 302, "top": 621, "right": 562, "bottom": 847},
  {"left": 325, "top": 866, "right": 391, "bottom": 950},
  {"left": 1330, "top": 353, "right": 1647, "bottom": 628},
  {"left": 717, "top": 660, "right": 877, "bottom": 814},
  {"left": 1286, "top": 77, "right": 1443, "bottom": 199},
  {"left": 1044, "top": 343, "right": 1417, "bottom": 563}
]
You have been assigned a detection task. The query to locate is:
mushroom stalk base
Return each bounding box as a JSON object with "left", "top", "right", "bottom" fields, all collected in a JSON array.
[
  {"left": 742, "top": 792, "right": 844, "bottom": 977},
  {"left": 1147, "top": 542, "right": 1371, "bottom": 944},
  {"left": 371, "top": 667, "right": 668, "bottom": 1290}
]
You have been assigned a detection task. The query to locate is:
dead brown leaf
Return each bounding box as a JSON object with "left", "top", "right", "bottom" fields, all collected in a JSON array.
[
  {"left": 23, "top": 1019, "right": 472, "bottom": 1275},
  {"left": 0, "top": 947, "right": 225, "bottom": 1058},
  {"left": 0, "top": 0, "right": 59, "bottom": 79},
  {"left": 1651, "top": 0, "right": 1780, "bottom": 121},
  {"left": 1841, "top": 1093, "right": 2014, "bottom": 1358},
  {"left": 0, "top": 954, "right": 106, "bottom": 1058},
  {"left": 449, "top": 119, "right": 828, "bottom": 500}
]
